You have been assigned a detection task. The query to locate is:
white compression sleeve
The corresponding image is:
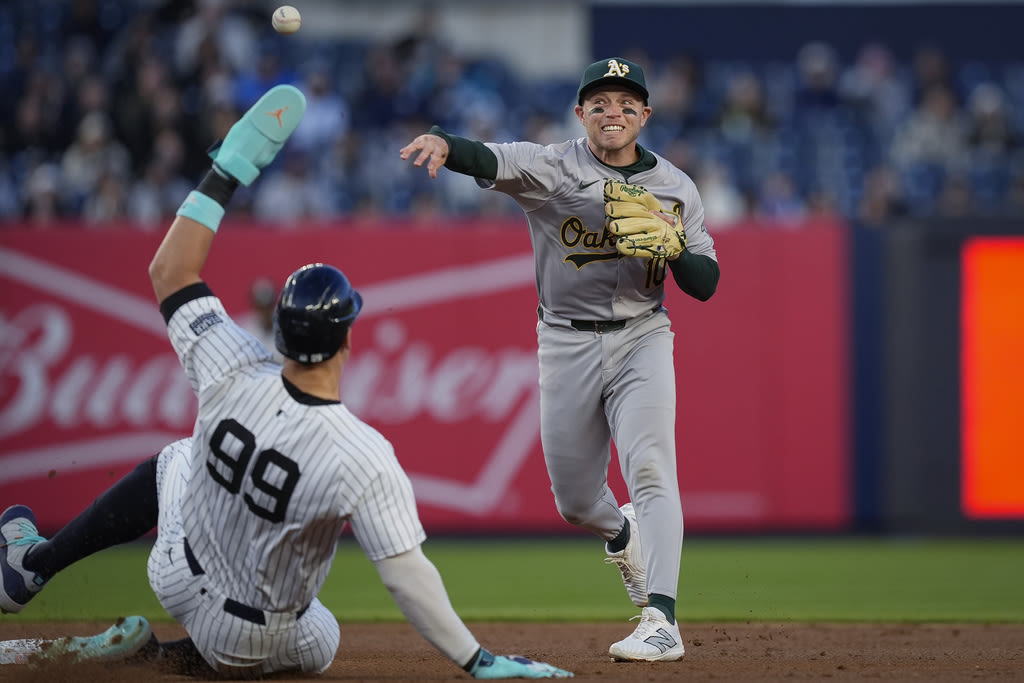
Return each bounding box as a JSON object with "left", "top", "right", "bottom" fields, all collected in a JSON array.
[{"left": 374, "top": 545, "right": 480, "bottom": 668}]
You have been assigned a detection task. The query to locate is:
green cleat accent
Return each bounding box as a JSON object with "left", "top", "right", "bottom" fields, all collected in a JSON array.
[{"left": 209, "top": 84, "right": 307, "bottom": 186}]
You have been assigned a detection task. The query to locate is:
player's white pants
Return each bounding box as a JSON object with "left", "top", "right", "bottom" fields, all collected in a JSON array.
[{"left": 147, "top": 439, "right": 340, "bottom": 679}]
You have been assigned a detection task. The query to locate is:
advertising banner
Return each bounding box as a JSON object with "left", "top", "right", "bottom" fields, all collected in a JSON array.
[{"left": 1, "top": 219, "right": 849, "bottom": 533}]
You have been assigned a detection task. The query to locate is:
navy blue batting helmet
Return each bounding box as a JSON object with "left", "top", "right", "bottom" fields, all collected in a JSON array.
[{"left": 273, "top": 263, "right": 362, "bottom": 364}]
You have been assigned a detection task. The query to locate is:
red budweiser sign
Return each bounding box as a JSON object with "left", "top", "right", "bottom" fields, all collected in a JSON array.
[{"left": 1, "top": 219, "right": 850, "bottom": 533}]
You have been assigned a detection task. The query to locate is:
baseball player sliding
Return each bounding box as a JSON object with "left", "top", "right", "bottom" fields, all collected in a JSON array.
[
  {"left": 401, "top": 57, "right": 720, "bottom": 661},
  {"left": 0, "top": 86, "right": 570, "bottom": 679}
]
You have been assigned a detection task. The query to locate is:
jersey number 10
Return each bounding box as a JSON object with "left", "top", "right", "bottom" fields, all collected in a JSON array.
[{"left": 207, "top": 418, "right": 301, "bottom": 523}]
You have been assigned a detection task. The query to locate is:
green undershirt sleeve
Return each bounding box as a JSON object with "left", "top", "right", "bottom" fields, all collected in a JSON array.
[
  {"left": 428, "top": 125, "right": 498, "bottom": 180},
  {"left": 668, "top": 251, "right": 720, "bottom": 302}
]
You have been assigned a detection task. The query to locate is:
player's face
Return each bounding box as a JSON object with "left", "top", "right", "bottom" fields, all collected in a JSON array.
[{"left": 576, "top": 88, "right": 651, "bottom": 165}]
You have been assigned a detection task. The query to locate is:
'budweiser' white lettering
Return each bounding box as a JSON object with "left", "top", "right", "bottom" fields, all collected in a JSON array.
[
  {"left": 1, "top": 306, "right": 538, "bottom": 439},
  {"left": 344, "top": 320, "right": 538, "bottom": 423},
  {"left": 0, "top": 304, "right": 195, "bottom": 438}
]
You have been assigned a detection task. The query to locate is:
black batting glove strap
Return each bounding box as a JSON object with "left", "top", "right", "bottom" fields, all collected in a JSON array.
[{"left": 195, "top": 168, "right": 240, "bottom": 207}]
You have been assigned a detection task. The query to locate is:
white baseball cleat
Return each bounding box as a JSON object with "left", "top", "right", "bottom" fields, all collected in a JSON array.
[
  {"left": 608, "top": 607, "right": 685, "bottom": 662},
  {"left": 604, "top": 502, "right": 648, "bottom": 607}
]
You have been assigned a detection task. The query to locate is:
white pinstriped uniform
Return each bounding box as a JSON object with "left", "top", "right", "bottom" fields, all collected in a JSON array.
[{"left": 147, "top": 290, "right": 426, "bottom": 678}]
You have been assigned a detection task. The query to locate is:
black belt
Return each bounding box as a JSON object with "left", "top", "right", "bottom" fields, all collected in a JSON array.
[
  {"left": 538, "top": 306, "right": 659, "bottom": 334},
  {"left": 183, "top": 537, "right": 308, "bottom": 625},
  {"left": 570, "top": 318, "right": 627, "bottom": 333}
]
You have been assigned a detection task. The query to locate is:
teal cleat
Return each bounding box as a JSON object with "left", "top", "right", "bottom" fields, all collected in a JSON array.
[
  {"left": 208, "top": 84, "right": 307, "bottom": 186},
  {"left": 33, "top": 616, "right": 153, "bottom": 665}
]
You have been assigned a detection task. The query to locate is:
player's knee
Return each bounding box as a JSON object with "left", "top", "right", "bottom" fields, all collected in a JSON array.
[{"left": 554, "top": 499, "right": 590, "bottom": 526}]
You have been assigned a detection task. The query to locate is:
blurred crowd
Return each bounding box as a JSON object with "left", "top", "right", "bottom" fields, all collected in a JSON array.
[{"left": 3, "top": 0, "right": 1024, "bottom": 230}]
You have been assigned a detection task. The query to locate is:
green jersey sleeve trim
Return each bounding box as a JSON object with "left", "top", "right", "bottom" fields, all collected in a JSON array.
[{"left": 428, "top": 125, "right": 498, "bottom": 180}]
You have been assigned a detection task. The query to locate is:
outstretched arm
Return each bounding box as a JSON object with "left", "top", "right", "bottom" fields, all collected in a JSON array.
[
  {"left": 374, "top": 547, "right": 572, "bottom": 678},
  {"left": 400, "top": 126, "right": 498, "bottom": 180},
  {"left": 374, "top": 546, "right": 481, "bottom": 667},
  {"left": 149, "top": 214, "right": 218, "bottom": 305},
  {"left": 149, "top": 85, "right": 307, "bottom": 304}
]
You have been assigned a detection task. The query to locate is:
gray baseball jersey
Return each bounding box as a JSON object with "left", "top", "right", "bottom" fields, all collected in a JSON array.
[
  {"left": 480, "top": 137, "right": 716, "bottom": 321},
  {"left": 149, "top": 288, "right": 426, "bottom": 675},
  {"left": 475, "top": 137, "right": 717, "bottom": 603}
]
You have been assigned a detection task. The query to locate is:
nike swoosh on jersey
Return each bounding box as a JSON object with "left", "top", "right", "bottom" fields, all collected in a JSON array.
[{"left": 578, "top": 179, "right": 600, "bottom": 190}]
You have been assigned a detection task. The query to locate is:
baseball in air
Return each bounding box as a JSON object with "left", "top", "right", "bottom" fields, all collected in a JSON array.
[{"left": 272, "top": 5, "right": 301, "bottom": 34}]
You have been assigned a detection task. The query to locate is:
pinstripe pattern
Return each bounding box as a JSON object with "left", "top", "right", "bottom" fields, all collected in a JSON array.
[{"left": 148, "top": 293, "right": 425, "bottom": 676}]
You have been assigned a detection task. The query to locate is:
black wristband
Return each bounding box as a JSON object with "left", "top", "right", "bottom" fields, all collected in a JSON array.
[{"left": 196, "top": 169, "right": 239, "bottom": 207}]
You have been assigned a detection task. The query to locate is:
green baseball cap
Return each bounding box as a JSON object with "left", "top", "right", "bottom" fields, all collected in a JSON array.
[{"left": 577, "top": 57, "right": 649, "bottom": 105}]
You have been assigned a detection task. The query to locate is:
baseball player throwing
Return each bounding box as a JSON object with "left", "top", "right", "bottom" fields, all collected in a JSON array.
[
  {"left": 1, "top": 85, "right": 570, "bottom": 679},
  {"left": 400, "top": 57, "right": 720, "bottom": 661}
]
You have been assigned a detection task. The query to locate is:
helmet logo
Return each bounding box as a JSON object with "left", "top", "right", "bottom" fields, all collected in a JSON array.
[{"left": 603, "top": 60, "right": 630, "bottom": 78}]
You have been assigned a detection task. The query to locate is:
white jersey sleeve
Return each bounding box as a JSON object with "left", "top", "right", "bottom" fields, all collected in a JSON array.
[
  {"left": 164, "top": 285, "right": 276, "bottom": 395},
  {"left": 348, "top": 449, "right": 428, "bottom": 562}
]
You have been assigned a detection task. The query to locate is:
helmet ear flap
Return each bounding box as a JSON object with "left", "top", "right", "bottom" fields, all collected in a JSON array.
[{"left": 273, "top": 263, "right": 362, "bottom": 364}]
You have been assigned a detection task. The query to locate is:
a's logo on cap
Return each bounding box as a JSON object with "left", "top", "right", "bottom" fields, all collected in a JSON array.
[{"left": 603, "top": 59, "right": 630, "bottom": 78}]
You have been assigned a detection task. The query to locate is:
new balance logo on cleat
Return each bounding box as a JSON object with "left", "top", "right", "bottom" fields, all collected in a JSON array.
[{"left": 644, "top": 628, "right": 679, "bottom": 654}]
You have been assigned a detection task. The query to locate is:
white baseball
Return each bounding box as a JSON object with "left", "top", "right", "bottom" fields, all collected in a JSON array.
[{"left": 272, "top": 5, "right": 301, "bottom": 34}]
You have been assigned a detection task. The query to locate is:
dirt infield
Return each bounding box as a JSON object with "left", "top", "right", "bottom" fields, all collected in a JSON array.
[{"left": 1, "top": 621, "right": 1021, "bottom": 681}]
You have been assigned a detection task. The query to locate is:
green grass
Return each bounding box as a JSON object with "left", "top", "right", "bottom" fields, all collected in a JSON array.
[{"left": 11, "top": 537, "right": 1024, "bottom": 624}]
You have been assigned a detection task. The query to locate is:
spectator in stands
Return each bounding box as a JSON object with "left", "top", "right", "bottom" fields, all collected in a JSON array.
[
  {"left": 349, "top": 44, "right": 410, "bottom": 132},
  {"left": 82, "top": 168, "right": 129, "bottom": 225},
  {"left": 910, "top": 44, "right": 953, "bottom": 101},
  {"left": 64, "top": 74, "right": 114, "bottom": 149},
  {"left": 794, "top": 41, "right": 841, "bottom": 113},
  {"left": 966, "top": 82, "right": 1021, "bottom": 160},
  {"left": 838, "top": 42, "right": 911, "bottom": 146},
  {"left": 890, "top": 82, "right": 968, "bottom": 172},
  {"left": 694, "top": 160, "right": 747, "bottom": 227},
  {"left": 717, "top": 70, "right": 776, "bottom": 142},
  {"left": 7, "top": 87, "right": 61, "bottom": 161},
  {"left": 756, "top": 171, "right": 807, "bottom": 224},
  {"left": 291, "top": 60, "right": 351, "bottom": 154},
  {"left": 232, "top": 38, "right": 299, "bottom": 111},
  {"left": 127, "top": 129, "right": 192, "bottom": 228},
  {"left": 173, "top": 0, "right": 258, "bottom": 80},
  {"left": 252, "top": 149, "right": 336, "bottom": 223},
  {"left": 111, "top": 55, "right": 174, "bottom": 172},
  {"left": 21, "top": 163, "right": 65, "bottom": 226},
  {"left": 644, "top": 53, "right": 706, "bottom": 146},
  {"left": 858, "top": 164, "right": 909, "bottom": 226},
  {"left": 60, "top": 111, "right": 131, "bottom": 213}
]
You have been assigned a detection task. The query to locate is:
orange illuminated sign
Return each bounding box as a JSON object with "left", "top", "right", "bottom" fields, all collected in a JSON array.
[{"left": 961, "top": 237, "right": 1024, "bottom": 518}]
